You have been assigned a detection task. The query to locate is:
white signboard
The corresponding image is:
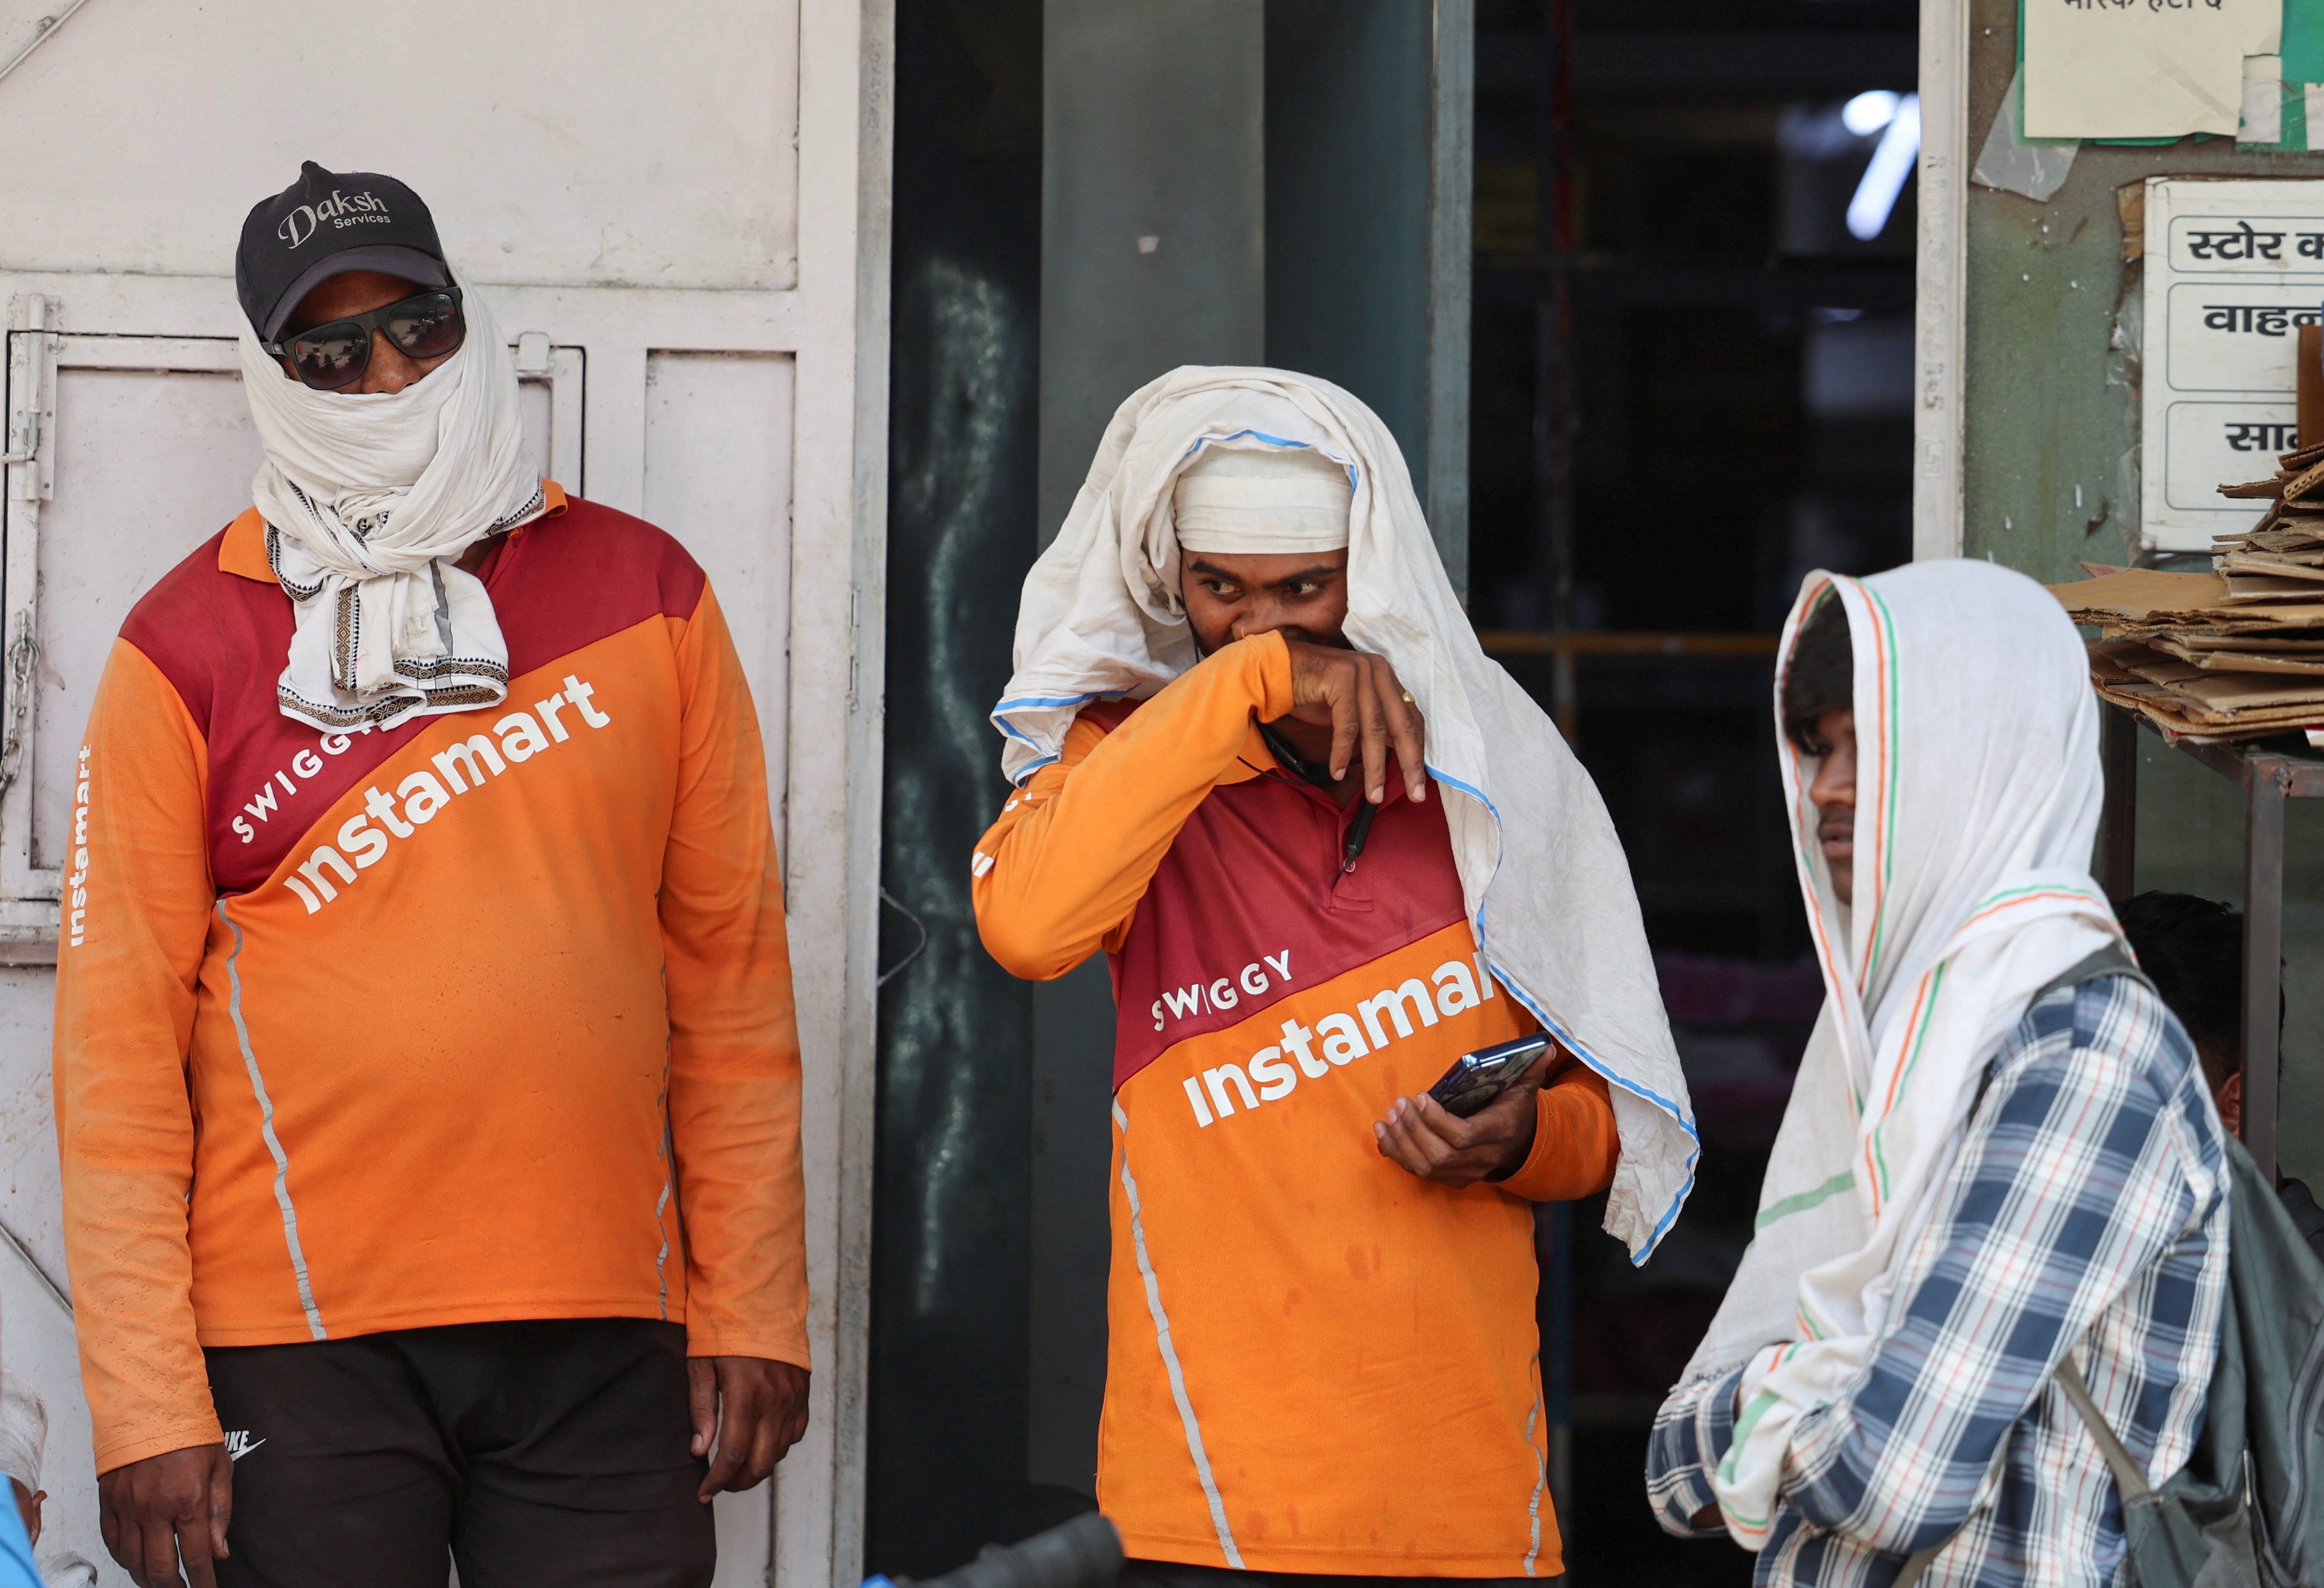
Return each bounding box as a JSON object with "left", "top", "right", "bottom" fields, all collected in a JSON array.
[{"left": 2143, "top": 179, "right": 2324, "bottom": 552}]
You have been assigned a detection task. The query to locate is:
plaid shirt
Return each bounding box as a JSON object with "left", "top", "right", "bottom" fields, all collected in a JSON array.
[{"left": 1648, "top": 973, "right": 2230, "bottom": 1587}]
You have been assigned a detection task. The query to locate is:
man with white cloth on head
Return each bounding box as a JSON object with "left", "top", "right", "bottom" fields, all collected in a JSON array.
[
  {"left": 54, "top": 162, "right": 810, "bottom": 1588},
  {"left": 1647, "top": 563, "right": 2230, "bottom": 1586},
  {"left": 975, "top": 368, "right": 1697, "bottom": 1582}
]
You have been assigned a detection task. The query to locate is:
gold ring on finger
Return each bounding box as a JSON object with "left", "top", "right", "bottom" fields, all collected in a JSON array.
[{"left": 1401, "top": 691, "right": 1415, "bottom": 704}]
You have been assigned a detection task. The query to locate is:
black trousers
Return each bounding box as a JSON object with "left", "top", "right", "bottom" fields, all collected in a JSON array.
[
  {"left": 1121, "top": 1562, "right": 1559, "bottom": 1588},
  {"left": 203, "top": 1317, "right": 715, "bottom": 1588}
]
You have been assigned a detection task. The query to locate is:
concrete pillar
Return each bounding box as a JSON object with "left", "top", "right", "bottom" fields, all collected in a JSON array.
[
  {"left": 1027, "top": 0, "right": 1267, "bottom": 1506},
  {"left": 1267, "top": 0, "right": 1472, "bottom": 591},
  {"left": 1037, "top": 0, "right": 1267, "bottom": 542}
]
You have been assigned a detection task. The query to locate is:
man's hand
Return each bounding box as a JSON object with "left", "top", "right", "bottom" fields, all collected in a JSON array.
[
  {"left": 1283, "top": 640, "right": 1427, "bottom": 805},
  {"left": 688, "top": 1356, "right": 809, "bottom": 1502},
  {"left": 1373, "top": 1057, "right": 1547, "bottom": 1187},
  {"left": 99, "top": 1443, "right": 230, "bottom": 1588}
]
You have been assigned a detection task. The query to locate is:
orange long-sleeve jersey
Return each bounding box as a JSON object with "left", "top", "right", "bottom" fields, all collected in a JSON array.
[
  {"left": 974, "top": 631, "right": 1618, "bottom": 1577},
  {"left": 53, "top": 489, "right": 808, "bottom": 1474}
]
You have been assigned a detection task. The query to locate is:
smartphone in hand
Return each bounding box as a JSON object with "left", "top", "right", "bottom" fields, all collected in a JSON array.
[{"left": 1427, "top": 1032, "right": 1554, "bottom": 1118}]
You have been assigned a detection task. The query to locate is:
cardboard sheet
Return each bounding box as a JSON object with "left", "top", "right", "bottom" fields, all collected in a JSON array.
[
  {"left": 2239, "top": 526, "right": 2324, "bottom": 551},
  {"left": 2171, "top": 668, "right": 2324, "bottom": 711},
  {"left": 2050, "top": 568, "right": 2237, "bottom": 623},
  {"left": 2172, "top": 629, "right": 2324, "bottom": 650},
  {"left": 2026, "top": 0, "right": 2280, "bottom": 139},
  {"left": 2068, "top": 555, "right": 2324, "bottom": 738},
  {"left": 2115, "top": 652, "right": 2214, "bottom": 687},
  {"left": 2090, "top": 637, "right": 2158, "bottom": 682},
  {"left": 2219, "top": 550, "right": 2324, "bottom": 577},
  {"left": 2100, "top": 683, "right": 2324, "bottom": 736},
  {"left": 2221, "top": 571, "right": 2324, "bottom": 600},
  {"left": 2121, "top": 690, "right": 2324, "bottom": 727},
  {"left": 2153, "top": 631, "right": 2324, "bottom": 672}
]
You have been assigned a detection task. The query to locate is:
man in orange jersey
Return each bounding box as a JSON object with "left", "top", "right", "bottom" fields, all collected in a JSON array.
[
  {"left": 976, "top": 369, "right": 1696, "bottom": 1582},
  {"left": 52, "top": 162, "right": 807, "bottom": 1588}
]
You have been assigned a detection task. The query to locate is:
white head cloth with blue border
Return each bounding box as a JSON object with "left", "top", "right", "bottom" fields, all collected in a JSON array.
[{"left": 991, "top": 364, "right": 1697, "bottom": 1261}]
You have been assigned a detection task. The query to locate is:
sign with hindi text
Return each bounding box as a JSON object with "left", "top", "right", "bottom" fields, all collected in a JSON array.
[{"left": 2142, "top": 179, "right": 2324, "bottom": 551}]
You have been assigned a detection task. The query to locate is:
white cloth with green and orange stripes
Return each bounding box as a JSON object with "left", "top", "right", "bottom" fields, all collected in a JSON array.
[{"left": 1683, "top": 560, "right": 2123, "bottom": 1550}]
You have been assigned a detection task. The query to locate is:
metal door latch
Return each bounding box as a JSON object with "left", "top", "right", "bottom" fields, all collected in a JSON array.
[{"left": 4, "top": 295, "right": 56, "bottom": 501}]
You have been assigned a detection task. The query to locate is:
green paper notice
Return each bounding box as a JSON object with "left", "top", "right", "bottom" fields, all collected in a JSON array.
[{"left": 2288, "top": 0, "right": 2324, "bottom": 82}]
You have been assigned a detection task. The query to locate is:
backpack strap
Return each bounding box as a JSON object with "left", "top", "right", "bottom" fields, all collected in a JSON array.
[
  {"left": 2054, "top": 1355, "right": 2156, "bottom": 1502},
  {"left": 1892, "top": 940, "right": 2149, "bottom": 1588},
  {"left": 2029, "top": 940, "right": 2154, "bottom": 1007}
]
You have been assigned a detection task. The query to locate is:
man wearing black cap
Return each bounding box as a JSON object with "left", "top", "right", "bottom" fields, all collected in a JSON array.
[{"left": 51, "top": 162, "right": 812, "bottom": 1587}]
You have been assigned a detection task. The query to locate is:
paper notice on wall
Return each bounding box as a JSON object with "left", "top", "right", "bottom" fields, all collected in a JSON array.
[
  {"left": 2025, "top": 0, "right": 2282, "bottom": 139},
  {"left": 2242, "top": 54, "right": 2288, "bottom": 142},
  {"left": 2142, "top": 178, "right": 2324, "bottom": 552}
]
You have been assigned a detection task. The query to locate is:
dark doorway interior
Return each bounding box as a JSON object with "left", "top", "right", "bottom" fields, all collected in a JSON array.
[
  {"left": 1473, "top": 1, "right": 1917, "bottom": 1581},
  {"left": 870, "top": 0, "right": 1045, "bottom": 1572}
]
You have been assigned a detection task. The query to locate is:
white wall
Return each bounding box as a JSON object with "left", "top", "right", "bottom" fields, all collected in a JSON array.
[{"left": 0, "top": 0, "right": 800, "bottom": 291}]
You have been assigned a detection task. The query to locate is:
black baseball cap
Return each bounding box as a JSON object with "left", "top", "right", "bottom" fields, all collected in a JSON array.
[{"left": 237, "top": 161, "right": 450, "bottom": 342}]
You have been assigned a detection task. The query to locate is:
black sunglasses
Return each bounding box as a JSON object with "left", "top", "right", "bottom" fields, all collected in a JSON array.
[{"left": 265, "top": 287, "right": 467, "bottom": 391}]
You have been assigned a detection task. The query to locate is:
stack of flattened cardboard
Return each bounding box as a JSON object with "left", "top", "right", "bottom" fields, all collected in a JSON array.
[{"left": 2050, "top": 440, "right": 2324, "bottom": 741}]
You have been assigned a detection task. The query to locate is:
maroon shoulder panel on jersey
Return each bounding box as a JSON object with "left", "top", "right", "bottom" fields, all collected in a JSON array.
[
  {"left": 1079, "top": 698, "right": 1139, "bottom": 735},
  {"left": 116, "top": 498, "right": 709, "bottom": 896},
  {"left": 481, "top": 497, "right": 709, "bottom": 664},
  {"left": 1107, "top": 767, "right": 1468, "bottom": 1091}
]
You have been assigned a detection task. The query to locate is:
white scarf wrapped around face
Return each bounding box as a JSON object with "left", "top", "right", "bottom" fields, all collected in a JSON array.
[
  {"left": 239, "top": 268, "right": 544, "bottom": 731},
  {"left": 1678, "top": 561, "right": 2122, "bottom": 1550},
  {"left": 992, "top": 366, "right": 1698, "bottom": 1261}
]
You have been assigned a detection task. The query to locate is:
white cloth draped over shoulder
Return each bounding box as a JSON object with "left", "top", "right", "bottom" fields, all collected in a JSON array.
[
  {"left": 990, "top": 365, "right": 1698, "bottom": 1260},
  {"left": 239, "top": 265, "right": 546, "bottom": 732},
  {"left": 0, "top": 1370, "right": 39, "bottom": 1495},
  {"left": 1680, "top": 560, "right": 2124, "bottom": 1548}
]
